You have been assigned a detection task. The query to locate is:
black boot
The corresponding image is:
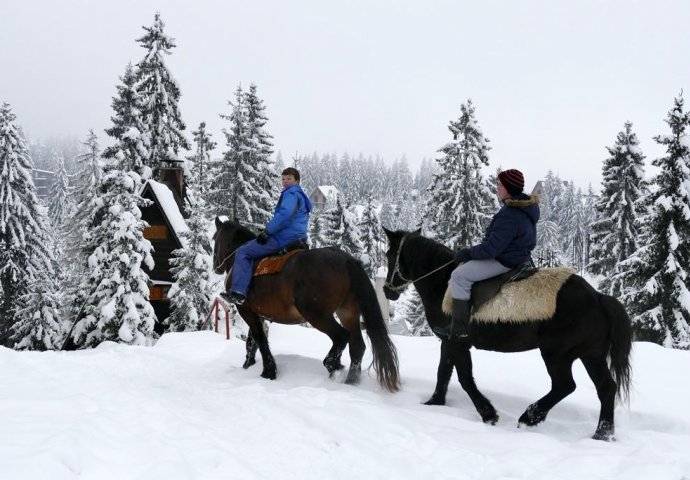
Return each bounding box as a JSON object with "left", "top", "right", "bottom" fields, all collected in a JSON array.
[
  {"left": 220, "top": 291, "right": 246, "bottom": 305},
  {"left": 433, "top": 299, "right": 472, "bottom": 339}
]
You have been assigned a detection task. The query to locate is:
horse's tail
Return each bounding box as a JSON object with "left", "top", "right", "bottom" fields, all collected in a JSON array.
[
  {"left": 600, "top": 294, "right": 633, "bottom": 404},
  {"left": 345, "top": 256, "right": 400, "bottom": 392}
]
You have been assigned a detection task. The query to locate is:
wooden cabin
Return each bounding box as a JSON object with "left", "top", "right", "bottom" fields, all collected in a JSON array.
[
  {"left": 309, "top": 185, "right": 338, "bottom": 210},
  {"left": 140, "top": 167, "right": 188, "bottom": 330}
]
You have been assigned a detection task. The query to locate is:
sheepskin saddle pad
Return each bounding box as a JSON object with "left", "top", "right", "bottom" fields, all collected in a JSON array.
[{"left": 443, "top": 268, "right": 576, "bottom": 324}]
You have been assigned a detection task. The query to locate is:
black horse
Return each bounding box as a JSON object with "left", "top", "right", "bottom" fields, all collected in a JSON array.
[
  {"left": 213, "top": 218, "right": 400, "bottom": 392},
  {"left": 382, "top": 228, "right": 633, "bottom": 440}
]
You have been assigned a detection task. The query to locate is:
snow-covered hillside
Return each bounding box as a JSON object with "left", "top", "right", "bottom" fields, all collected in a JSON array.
[{"left": 1, "top": 325, "right": 688, "bottom": 479}]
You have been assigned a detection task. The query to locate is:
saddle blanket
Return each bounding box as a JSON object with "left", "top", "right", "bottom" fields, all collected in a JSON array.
[
  {"left": 443, "top": 267, "right": 576, "bottom": 324},
  {"left": 254, "top": 249, "right": 303, "bottom": 276}
]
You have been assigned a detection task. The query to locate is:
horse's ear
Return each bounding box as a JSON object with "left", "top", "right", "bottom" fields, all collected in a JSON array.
[
  {"left": 413, "top": 227, "right": 422, "bottom": 235},
  {"left": 215, "top": 216, "right": 223, "bottom": 230},
  {"left": 382, "top": 227, "right": 393, "bottom": 238}
]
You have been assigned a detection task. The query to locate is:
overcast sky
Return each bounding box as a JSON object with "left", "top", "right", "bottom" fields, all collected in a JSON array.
[{"left": 2, "top": 0, "right": 689, "bottom": 189}]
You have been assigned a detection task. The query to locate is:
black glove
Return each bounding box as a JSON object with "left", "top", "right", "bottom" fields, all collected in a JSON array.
[
  {"left": 454, "top": 248, "right": 471, "bottom": 264},
  {"left": 256, "top": 230, "right": 269, "bottom": 245}
]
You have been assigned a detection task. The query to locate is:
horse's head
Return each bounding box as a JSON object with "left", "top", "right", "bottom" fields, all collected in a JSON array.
[
  {"left": 382, "top": 227, "right": 421, "bottom": 301},
  {"left": 213, "top": 217, "right": 257, "bottom": 274}
]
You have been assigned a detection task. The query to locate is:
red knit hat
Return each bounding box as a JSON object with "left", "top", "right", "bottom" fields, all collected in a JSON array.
[{"left": 498, "top": 169, "right": 524, "bottom": 195}]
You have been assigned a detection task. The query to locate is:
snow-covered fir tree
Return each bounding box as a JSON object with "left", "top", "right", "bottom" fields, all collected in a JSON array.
[
  {"left": 589, "top": 121, "right": 647, "bottom": 295},
  {"left": 341, "top": 201, "right": 364, "bottom": 258},
  {"left": 399, "top": 288, "right": 431, "bottom": 336},
  {"left": 102, "top": 63, "right": 150, "bottom": 178},
  {"left": 424, "top": 99, "right": 494, "bottom": 249},
  {"left": 216, "top": 86, "right": 250, "bottom": 222},
  {"left": 167, "top": 195, "right": 215, "bottom": 332},
  {"left": 68, "top": 162, "right": 157, "bottom": 348},
  {"left": 534, "top": 171, "right": 565, "bottom": 267},
  {"left": 244, "top": 83, "right": 279, "bottom": 227},
  {"left": 62, "top": 131, "right": 103, "bottom": 331},
  {"left": 46, "top": 151, "right": 71, "bottom": 225},
  {"left": 320, "top": 196, "right": 345, "bottom": 248},
  {"left": 359, "top": 195, "right": 383, "bottom": 277},
  {"left": 135, "top": 12, "right": 189, "bottom": 177},
  {"left": 309, "top": 209, "right": 323, "bottom": 248},
  {"left": 186, "top": 121, "right": 216, "bottom": 198},
  {"left": 0, "top": 103, "right": 56, "bottom": 341},
  {"left": 625, "top": 93, "right": 690, "bottom": 349},
  {"left": 10, "top": 277, "right": 63, "bottom": 350}
]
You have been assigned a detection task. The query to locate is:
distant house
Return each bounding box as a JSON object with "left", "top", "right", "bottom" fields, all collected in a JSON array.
[
  {"left": 32, "top": 168, "right": 55, "bottom": 200},
  {"left": 139, "top": 167, "right": 188, "bottom": 330},
  {"left": 531, "top": 180, "right": 544, "bottom": 197},
  {"left": 309, "top": 185, "right": 338, "bottom": 210}
]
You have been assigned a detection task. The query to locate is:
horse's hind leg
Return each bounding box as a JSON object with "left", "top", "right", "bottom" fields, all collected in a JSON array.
[
  {"left": 300, "top": 310, "right": 350, "bottom": 378},
  {"left": 450, "top": 341, "right": 499, "bottom": 424},
  {"left": 581, "top": 355, "right": 617, "bottom": 440},
  {"left": 238, "top": 307, "right": 277, "bottom": 380},
  {"left": 519, "top": 351, "right": 576, "bottom": 427},
  {"left": 337, "top": 302, "right": 365, "bottom": 385}
]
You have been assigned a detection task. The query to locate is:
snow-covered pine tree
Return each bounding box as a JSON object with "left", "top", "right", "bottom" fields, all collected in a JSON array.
[
  {"left": 244, "top": 84, "right": 279, "bottom": 227},
  {"left": 341, "top": 201, "right": 364, "bottom": 258},
  {"left": 424, "top": 99, "right": 493, "bottom": 249},
  {"left": 102, "top": 63, "right": 150, "bottom": 178},
  {"left": 589, "top": 121, "right": 647, "bottom": 293},
  {"left": 69, "top": 162, "right": 157, "bottom": 348},
  {"left": 186, "top": 121, "right": 216, "bottom": 198},
  {"left": 62, "top": 131, "right": 103, "bottom": 324},
  {"left": 0, "top": 103, "right": 56, "bottom": 341},
  {"left": 46, "top": 151, "right": 71, "bottom": 226},
  {"left": 625, "top": 93, "right": 690, "bottom": 349},
  {"left": 320, "top": 196, "right": 345, "bottom": 248},
  {"left": 135, "top": 12, "right": 189, "bottom": 178},
  {"left": 308, "top": 209, "right": 322, "bottom": 248},
  {"left": 217, "top": 86, "right": 252, "bottom": 222},
  {"left": 534, "top": 171, "right": 565, "bottom": 267},
  {"left": 359, "top": 195, "right": 383, "bottom": 277},
  {"left": 10, "top": 277, "right": 63, "bottom": 350},
  {"left": 400, "top": 288, "right": 431, "bottom": 336},
  {"left": 167, "top": 195, "right": 215, "bottom": 332}
]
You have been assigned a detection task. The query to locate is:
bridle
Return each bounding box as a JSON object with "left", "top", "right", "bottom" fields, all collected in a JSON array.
[
  {"left": 384, "top": 233, "right": 455, "bottom": 293},
  {"left": 215, "top": 245, "right": 241, "bottom": 274}
]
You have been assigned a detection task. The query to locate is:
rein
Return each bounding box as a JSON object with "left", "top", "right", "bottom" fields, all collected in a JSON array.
[{"left": 385, "top": 233, "right": 455, "bottom": 293}]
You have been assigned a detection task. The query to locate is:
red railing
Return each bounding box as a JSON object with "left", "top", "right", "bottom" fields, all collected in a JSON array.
[{"left": 205, "top": 297, "right": 233, "bottom": 340}]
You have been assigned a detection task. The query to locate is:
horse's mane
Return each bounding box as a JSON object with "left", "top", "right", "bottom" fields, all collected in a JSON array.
[{"left": 406, "top": 232, "right": 454, "bottom": 264}]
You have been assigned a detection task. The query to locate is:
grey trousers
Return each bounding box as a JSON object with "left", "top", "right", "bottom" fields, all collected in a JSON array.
[{"left": 450, "top": 259, "right": 511, "bottom": 300}]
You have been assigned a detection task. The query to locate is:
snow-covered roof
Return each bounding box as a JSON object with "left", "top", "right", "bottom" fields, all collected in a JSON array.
[
  {"left": 144, "top": 180, "right": 189, "bottom": 248},
  {"left": 316, "top": 185, "right": 338, "bottom": 200}
]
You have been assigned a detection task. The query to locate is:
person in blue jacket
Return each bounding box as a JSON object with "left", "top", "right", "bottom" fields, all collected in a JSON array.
[
  {"left": 434, "top": 169, "right": 540, "bottom": 339},
  {"left": 221, "top": 167, "right": 313, "bottom": 306}
]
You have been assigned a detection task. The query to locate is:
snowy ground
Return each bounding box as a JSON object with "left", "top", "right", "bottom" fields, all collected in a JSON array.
[{"left": 1, "top": 324, "right": 688, "bottom": 480}]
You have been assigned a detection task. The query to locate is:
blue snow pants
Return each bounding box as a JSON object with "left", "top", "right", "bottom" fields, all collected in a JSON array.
[{"left": 229, "top": 237, "right": 282, "bottom": 296}]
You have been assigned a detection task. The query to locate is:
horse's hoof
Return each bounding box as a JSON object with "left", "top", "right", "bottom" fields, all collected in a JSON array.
[
  {"left": 592, "top": 421, "right": 615, "bottom": 441},
  {"left": 423, "top": 395, "right": 446, "bottom": 406},
  {"left": 344, "top": 370, "right": 361, "bottom": 385},
  {"left": 518, "top": 404, "right": 547, "bottom": 427},
  {"left": 242, "top": 358, "right": 256, "bottom": 369},
  {"left": 482, "top": 413, "right": 499, "bottom": 425},
  {"left": 261, "top": 370, "right": 276, "bottom": 380}
]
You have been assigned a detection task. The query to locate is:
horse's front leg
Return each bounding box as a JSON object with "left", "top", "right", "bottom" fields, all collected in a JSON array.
[
  {"left": 451, "top": 340, "right": 499, "bottom": 424},
  {"left": 243, "top": 329, "right": 258, "bottom": 369},
  {"left": 424, "top": 338, "right": 454, "bottom": 405},
  {"left": 518, "top": 352, "right": 575, "bottom": 429},
  {"left": 238, "top": 307, "right": 277, "bottom": 380}
]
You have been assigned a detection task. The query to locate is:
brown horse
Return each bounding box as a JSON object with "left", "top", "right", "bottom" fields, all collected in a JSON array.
[{"left": 213, "top": 218, "right": 400, "bottom": 392}]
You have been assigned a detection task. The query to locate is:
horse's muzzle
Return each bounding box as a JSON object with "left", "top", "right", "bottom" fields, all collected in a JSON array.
[{"left": 383, "top": 285, "right": 400, "bottom": 301}]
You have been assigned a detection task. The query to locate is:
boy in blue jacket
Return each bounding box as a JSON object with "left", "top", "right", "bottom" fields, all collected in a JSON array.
[
  {"left": 434, "top": 169, "right": 540, "bottom": 339},
  {"left": 221, "top": 167, "right": 313, "bottom": 305}
]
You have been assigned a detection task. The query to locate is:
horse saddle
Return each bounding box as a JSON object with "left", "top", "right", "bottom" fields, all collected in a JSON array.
[
  {"left": 253, "top": 240, "right": 309, "bottom": 277},
  {"left": 443, "top": 266, "right": 577, "bottom": 324},
  {"left": 470, "top": 263, "right": 538, "bottom": 312}
]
